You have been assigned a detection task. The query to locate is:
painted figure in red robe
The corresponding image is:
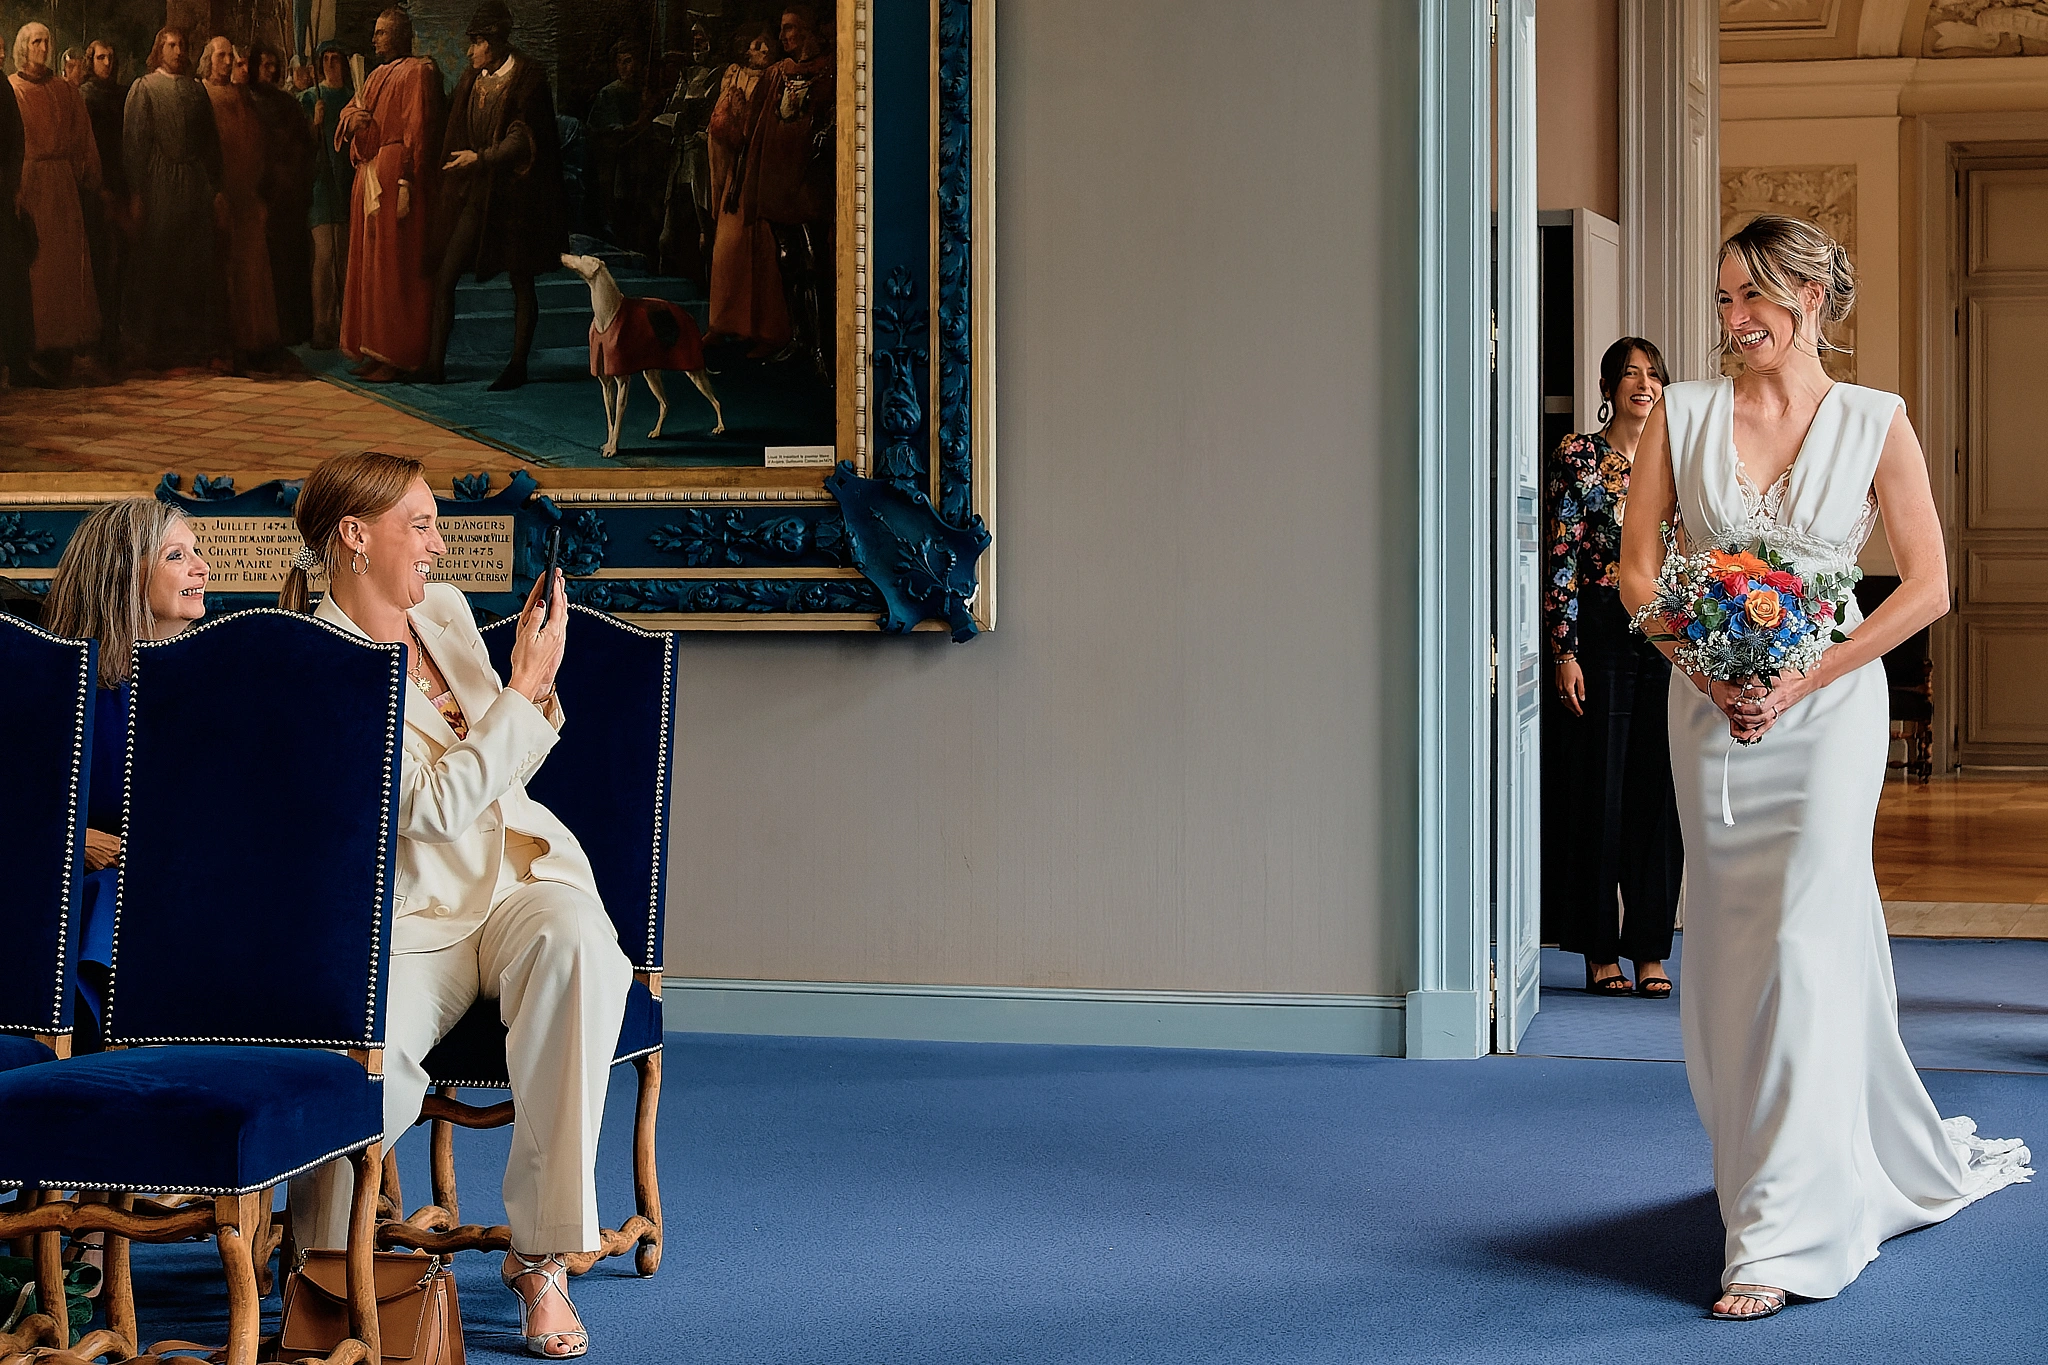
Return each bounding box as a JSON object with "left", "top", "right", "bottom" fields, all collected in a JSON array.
[
  {"left": 200, "top": 37, "right": 280, "bottom": 367},
  {"left": 10, "top": 23, "right": 103, "bottom": 375},
  {"left": 705, "top": 25, "right": 788, "bottom": 355},
  {"left": 337, "top": 7, "right": 445, "bottom": 381},
  {"left": 733, "top": 4, "right": 835, "bottom": 377}
]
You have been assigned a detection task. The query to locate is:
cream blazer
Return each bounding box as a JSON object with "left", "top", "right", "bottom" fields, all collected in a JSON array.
[{"left": 315, "top": 582, "right": 598, "bottom": 955}]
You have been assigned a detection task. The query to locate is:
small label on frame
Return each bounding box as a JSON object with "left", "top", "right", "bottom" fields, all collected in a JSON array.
[{"left": 764, "top": 446, "right": 837, "bottom": 467}]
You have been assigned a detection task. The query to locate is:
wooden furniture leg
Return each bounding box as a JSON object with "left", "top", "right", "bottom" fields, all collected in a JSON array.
[
  {"left": 429, "top": 1089, "right": 459, "bottom": 1220},
  {"left": 104, "top": 1192, "right": 137, "bottom": 1354},
  {"left": 347, "top": 1143, "right": 384, "bottom": 1365},
  {"left": 380, "top": 1146, "right": 404, "bottom": 1222},
  {"left": 33, "top": 1192, "right": 68, "bottom": 1350},
  {"left": 633, "top": 1050, "right": 663, "bottom": 1276},
  {"left": 5, "top": 1188, "right": 26, "bottom": 1258},
  {"left": 214, "top": 1192, "right": 264, "bottom": 1365}
]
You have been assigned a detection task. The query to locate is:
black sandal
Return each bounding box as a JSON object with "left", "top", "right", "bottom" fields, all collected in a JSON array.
[
  {"left": 1635, "top": 973, "right": 1672, "bottom": 999},
  {"left": 1584, "top": 963, "right": 1634, "bottom": 995}
]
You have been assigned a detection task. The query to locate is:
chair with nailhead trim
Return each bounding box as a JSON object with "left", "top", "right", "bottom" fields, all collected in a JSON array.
[
  {"left": 0, "top": 611, "right": 404, "bottom": 1363},
  {"left": 0, "top": 613, "right": 94, "bottom": 1075},
  {"left": 375, "top": 603, "right": 673, "bottom": 1278}
]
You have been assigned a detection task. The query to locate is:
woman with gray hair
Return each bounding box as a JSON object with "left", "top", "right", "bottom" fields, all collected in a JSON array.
[
  {"left": 43, "top": 497, "right": 210, "bottom": 1039},
  {"left": 1619, "top": 215, "right": 2030, "bottom": 1321}
]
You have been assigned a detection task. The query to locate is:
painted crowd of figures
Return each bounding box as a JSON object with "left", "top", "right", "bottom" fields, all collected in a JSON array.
[{"left": 0, "top": 2, "right": 837, "bottom": 393}]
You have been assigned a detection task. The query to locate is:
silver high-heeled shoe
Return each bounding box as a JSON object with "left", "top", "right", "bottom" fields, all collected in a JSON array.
[{"left": 501, "top": 1250, "right": 589, "bottom": 1358}]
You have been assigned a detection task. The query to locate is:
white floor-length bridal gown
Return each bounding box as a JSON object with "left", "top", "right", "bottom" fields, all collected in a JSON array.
[{"left": 1661, "top": 376, "right": 2032, "bottom": 1301}]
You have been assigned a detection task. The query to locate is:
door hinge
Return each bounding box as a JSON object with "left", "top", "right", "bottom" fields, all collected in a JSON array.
[
  {"left": 1489, "top": 961, "right": 1499, "bottom": 1025},
  {"left": 1490, "top": 635, "right": 1499, "bottom": 697},
  {"left": 1489, "top": 0, "right": 1499, "bottom": 46},
  {"left": 1489, "top": 311, "right": 1498, "bottom": 372}
]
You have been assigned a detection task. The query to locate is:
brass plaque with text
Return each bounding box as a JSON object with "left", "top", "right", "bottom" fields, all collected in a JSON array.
[
  {"left": 186, "top": 516, "right": 301, "bottom": 590},
  {"left": 186, "top": 514, "right": 515, "bottom": 593},
  {"left": 431, "top": 516, "right": 515, "bottom": 591}
]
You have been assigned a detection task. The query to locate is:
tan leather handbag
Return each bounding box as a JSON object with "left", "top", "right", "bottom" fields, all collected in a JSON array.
[{"left": 277, "top": 1250, "right": 464, "bottom": 1365}]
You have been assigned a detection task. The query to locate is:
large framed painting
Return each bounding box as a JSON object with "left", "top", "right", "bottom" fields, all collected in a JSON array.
[{"left": 0, "top": 0, "right": 993, "bottom": 636}]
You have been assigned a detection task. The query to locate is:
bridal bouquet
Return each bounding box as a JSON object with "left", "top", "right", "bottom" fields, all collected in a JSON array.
[{"left": 1628, "top": 534, "right": 1860, "bottom": 687}]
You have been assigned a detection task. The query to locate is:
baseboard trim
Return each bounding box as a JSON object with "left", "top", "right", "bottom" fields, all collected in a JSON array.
[{"left": 661, "top": 977, "right": 1407, "bottom": 1056}]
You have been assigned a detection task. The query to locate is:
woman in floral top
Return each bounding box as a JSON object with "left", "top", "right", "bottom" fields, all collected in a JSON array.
[{"left": 1541, "top": 337, "right": 1685, "bottom": 999}]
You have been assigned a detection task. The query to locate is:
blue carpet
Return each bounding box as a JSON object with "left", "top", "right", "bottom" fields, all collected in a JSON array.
[
  {"left": 115, "top": 1034, "right": 2046, "bottom": 1364},
  {"left": 1520, "top": 935, "right": 2048, "bottom": 1074},
  {"left": 291, "top": 238, "right": 833, "bottom": 470}
]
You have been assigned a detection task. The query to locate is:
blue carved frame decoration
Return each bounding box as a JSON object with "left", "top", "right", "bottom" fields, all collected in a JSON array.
[{"left": 0, "top": 0, "right": 993, "bottom": 640}]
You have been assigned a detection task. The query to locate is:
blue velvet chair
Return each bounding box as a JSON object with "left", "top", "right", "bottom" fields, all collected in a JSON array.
[
  {"left": 0, "top": 614, "right": 94, "bottom": 1072},
  {"left": 380, "top": 604, "right": 673, "bottom": 1278},
  {"left": 0, "top": 610, "right": 405, "bottom": 1364}
]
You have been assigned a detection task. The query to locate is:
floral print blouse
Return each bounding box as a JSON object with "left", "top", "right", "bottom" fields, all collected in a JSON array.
[{"left": 1544, "top": 431, "right": 1633, "bottom": 661}]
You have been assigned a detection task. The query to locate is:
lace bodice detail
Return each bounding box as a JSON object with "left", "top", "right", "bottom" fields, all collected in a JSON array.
[
  {"left": 1664, "top": 377, "right": 1901, "bottom": 586},
  {"left": 1726, "top": 462, "right": 1880, "bottom": 577}
]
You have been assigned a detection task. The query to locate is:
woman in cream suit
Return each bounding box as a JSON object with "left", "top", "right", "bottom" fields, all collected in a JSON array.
[{"left": 283, "top": 451, "right": 629, "bottom": 1359}]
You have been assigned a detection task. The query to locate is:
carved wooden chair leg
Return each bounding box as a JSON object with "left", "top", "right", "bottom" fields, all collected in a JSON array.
[
  {"left": 213, "top": 1191, "right": 265, "bottom": 1365},
  {"left": 429, "top": 1092, "right": 459, "bottom": 1220},
  {"left": 104, "top": 1192, "right": 138, "bottom": 1356},
  {"left": 253, "top": 1199, "right": 288, "bottom": 1298},
  {"left": 33, "top": 1192, "right": 70, "bottom": 1350},
  {"left": 379, "top": 1146, "right": 404, "bottom": 1222},
  {"left": 7, "top": 1188, "right": 31, "bottom": 1258},
  {"left": 633, "top": 1051, "right": 663, "bottom": 1276},
  {"left": 346, "top": 1144, "right": 383, "bottom": 1365}
]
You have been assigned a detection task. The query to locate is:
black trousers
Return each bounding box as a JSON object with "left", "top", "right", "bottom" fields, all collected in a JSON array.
[
  {"left": 1541, "top": 586, "right": 1685, "bottom": 965},
  {"left": 427, "top": 202, "right": 538, "bottom": 376}
]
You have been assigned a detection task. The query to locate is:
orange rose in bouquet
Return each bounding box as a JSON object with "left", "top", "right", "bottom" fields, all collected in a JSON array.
[{"left": 1744, "top": 588, "right": 1784, "bottom": 629}]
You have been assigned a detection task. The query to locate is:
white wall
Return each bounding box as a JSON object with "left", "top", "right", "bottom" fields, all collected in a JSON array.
[{"left": 663, "top": 2, "right": 1422, "bottom": 1026}]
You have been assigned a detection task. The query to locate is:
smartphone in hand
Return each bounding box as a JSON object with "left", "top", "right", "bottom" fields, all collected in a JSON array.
[{"left": 536, "top": 525, "right": 563, "bottom": 626}]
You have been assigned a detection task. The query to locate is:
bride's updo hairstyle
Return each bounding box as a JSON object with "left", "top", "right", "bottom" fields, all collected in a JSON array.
[
  {"left": 1717, "top": 213, "right": 1856, "bottom": 362},
  {"left": 279, "top": 450, "right": 427, "bottom": 612}
]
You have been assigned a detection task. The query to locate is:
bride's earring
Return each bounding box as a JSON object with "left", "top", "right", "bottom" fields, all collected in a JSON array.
[
  {"left": 1597, "top": 398, "right": 1613, "bottom": 424},
  {"left": 351, "top": 550, "right": 368, "bottom": 575}
]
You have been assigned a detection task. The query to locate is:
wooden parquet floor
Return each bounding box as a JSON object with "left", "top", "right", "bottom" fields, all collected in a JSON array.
[
  {"left": 1876, "top": 777, "right": 2048, "bottom": 938},
  {"left": 0, "top": 369, "right": 532, "bottom": 481}
]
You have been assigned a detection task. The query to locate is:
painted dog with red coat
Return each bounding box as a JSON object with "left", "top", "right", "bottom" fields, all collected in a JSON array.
[{"left": 560, "top": 253, "right": 726, "bottom": 457}]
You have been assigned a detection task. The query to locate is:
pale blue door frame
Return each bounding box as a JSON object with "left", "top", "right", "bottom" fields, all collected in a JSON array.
[
  {"left": 1408, "top": 0, "right": 1492, "bottom": 1060},
  {"left": 1408, "top": 0, "right": 1541, "bottom": 1059}
]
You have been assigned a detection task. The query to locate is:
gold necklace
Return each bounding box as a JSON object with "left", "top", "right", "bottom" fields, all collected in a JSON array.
[{"left": 406, "top": 624, "right": 435, "bottom": 695}]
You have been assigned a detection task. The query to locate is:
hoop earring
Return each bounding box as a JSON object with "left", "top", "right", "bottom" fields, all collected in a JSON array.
[
  {"left": 1597, "top": 399, "right": 1613, "bottom": 425},
  {"left": 351, "top": 550, "right": 368, "bottom": 575}
]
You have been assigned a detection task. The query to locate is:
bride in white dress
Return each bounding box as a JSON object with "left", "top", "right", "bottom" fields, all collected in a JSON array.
[{"left": 1619, "top": 215, "right": 2031, "bottom": 1321}]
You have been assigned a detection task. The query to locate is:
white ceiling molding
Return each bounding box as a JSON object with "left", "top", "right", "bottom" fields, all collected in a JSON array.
[
  {"left": 1721, "top": 0, "right": 1842, "bottom": 37},
  {"left": 1722, "top": 54, "right": 2048, "bottom": 116}
]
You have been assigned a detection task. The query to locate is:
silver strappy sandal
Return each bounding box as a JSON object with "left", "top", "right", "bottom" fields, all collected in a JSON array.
[
  {"left": 502, "top": 1250, "right": 590, "bottom": 1358},
  {"left": 1710, "top": 1284, "right": 1787, "bottom": 1321}
]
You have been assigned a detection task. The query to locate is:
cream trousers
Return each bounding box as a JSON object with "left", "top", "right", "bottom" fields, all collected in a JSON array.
[{"left": 288, "top": 879, "right": 632, "bottom": 1253}]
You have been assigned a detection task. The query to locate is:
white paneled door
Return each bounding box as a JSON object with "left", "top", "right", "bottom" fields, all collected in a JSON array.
[{"left": 1493, "top": 0, "right": 1542, "bottom": 1053}]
